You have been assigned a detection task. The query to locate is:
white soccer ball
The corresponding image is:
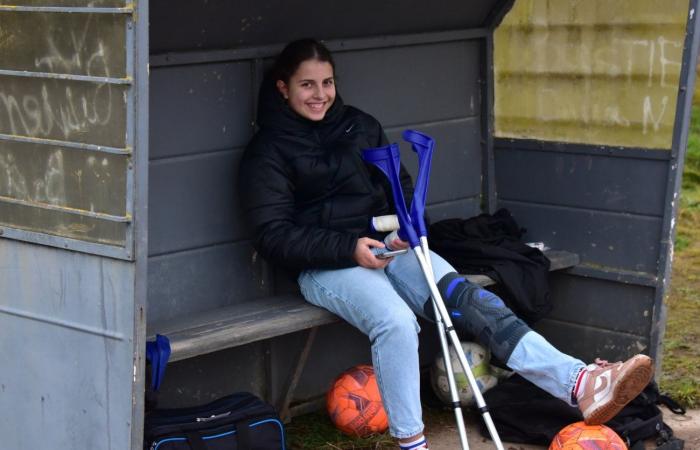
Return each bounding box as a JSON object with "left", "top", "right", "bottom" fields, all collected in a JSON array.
[{"left": 430, "top": 341, "right": 498, "bottom": 407}]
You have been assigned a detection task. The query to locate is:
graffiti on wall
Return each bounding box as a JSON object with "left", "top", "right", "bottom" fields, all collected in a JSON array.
[
  {"left": 495, "top": 0, "right": 689, "bottom": 149},
  {"left": 0, "top": 11, "right": 129, "bottom": 247}
]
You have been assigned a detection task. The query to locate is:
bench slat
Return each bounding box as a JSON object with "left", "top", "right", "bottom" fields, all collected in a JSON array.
[
  {"left": 548, "top": 250, "right": 580, "bottom": 270},
  {"left": 149, "top": 296, "right": 338, "bottom": 362},
  {"left": 149, "top": 250, "right": 579, "bottom": 361}
]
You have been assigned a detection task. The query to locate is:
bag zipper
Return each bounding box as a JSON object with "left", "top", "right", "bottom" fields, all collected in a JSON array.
[{"left": 195, "top": 411, "right": 231, "bottom": 422}]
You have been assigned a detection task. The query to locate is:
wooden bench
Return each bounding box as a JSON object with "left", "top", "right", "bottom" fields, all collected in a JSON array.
[{"left": 148, "top": 249, "right": 579, "bottom": 420}]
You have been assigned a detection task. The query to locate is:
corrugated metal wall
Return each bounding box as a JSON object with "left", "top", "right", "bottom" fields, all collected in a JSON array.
[{"left": 495, "top": 0, "right": 687, "bottom": 149}]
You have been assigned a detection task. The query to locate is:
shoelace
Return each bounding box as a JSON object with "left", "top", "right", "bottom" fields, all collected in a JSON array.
[
  {"left": 594, "top": 357, "right": 611, "bottom": 367},
  {"left": 585, "top": 358, "right": 623, "bottom": 373}
]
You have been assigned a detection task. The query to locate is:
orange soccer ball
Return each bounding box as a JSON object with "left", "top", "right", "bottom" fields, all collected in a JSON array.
[
  {"left": 326, "top": 365, "right": 389, "bottom": 437},
  {"left": 549, "top": 421, "right": 628, "bottom": 450}
]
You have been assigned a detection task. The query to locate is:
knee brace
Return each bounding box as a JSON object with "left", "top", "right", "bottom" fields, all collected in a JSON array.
[{"left": 427, "top": 272, "right": 530, "bottom": 363}]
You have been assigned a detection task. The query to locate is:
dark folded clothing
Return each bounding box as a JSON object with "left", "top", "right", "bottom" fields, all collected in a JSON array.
[{"left": 429, "top": 208, "right": 551, "bottom": 324}]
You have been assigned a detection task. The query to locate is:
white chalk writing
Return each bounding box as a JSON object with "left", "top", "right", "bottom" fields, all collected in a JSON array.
[{"left": 0, "top": 17, "right": 117, "bottom": 143}]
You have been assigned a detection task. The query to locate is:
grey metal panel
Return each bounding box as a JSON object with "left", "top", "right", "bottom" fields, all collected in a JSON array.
[
  {"left": 147, "top": 241, "right": 268, "bottom": 323},
  {"left": 149, "top": 63, "right": 254, "bottom": 160},
  {"left": 155, "top": 343, "right": 268, "bottom": 408},
  {"left": 337, "top": 41, "right": 480, "bottom": 127},
  {"left": 566, "top": 265, "right": 657, "bottom": 287},
  {"left": 150, "top": 30, "right": 489, "bottom": 69},
  {"left": 386, "top": 117, "right": 482, "bottom": 204},
  {"left": 482, "top": 35, "right": 497, "bottom": 214},
  {"left": 148, "top": 149, "right": 245, "bottom": 255},
  {"left": 547, "top": 273, "right": 654, "bottom": 336},
  {"left": 495, "top": 138, "right": 673, "bottom": 159},
  {"left": 0, "top": 12, "right": 126, "bottom": 77},
  {"left": 130, "top": 0, "right": 149, "bottom": 446},
  {"left": 0, "top": 239, "right": 134, "bottom": 450},
  {"left": 495, "top": 146, "right": 668, "bottom": 216},
  {"left": 500, "top": 201, "right": 662, "bottom": 274},
  {"left": 534, "top": 319, "right": 650, "bottom": 364},
  {"left": 426, "top": 198, "right": 481, "bottom": 222},
  {"left": 149, "top": 0, "right": 499, "bottom": 53}
]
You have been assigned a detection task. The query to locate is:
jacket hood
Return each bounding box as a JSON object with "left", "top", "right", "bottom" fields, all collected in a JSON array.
[{"left": 255, "top": 75, "right": 345, "bottom": 133}]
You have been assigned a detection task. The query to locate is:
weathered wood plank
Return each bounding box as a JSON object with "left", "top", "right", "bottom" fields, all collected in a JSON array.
[{"left": 148, "top": 296, "right": 338, "bottom": 362}]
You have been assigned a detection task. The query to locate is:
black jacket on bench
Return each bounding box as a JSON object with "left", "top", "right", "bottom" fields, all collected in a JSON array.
[
  {"left": 429, "top": 209, "right": 552, "bottom": 324},
  {"left": 239, "top": 79, "right": 413, "bottom": 270}
]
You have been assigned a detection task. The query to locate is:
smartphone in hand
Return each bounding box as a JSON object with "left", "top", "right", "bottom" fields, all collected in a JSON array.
[{"left": 376, "top": 249, "right": 408, "bottom": 259}]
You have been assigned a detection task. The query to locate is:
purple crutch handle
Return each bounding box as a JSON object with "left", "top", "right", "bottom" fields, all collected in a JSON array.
[
  {"left": 362, "top": 143, "right": 420, "bottom": 248},
  {"left": 402, "top": 129, "right": 434, "bottom": 238}
]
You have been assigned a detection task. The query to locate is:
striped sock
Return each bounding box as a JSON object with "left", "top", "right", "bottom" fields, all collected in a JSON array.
[
  {"left": 571, "top": 367, "right": 588, "bottom": 404},
  {"left": 399, "top": 436, "right": 429, "bottom": 450}
]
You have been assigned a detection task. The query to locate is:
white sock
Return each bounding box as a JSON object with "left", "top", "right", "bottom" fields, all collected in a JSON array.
[{"left": 399, "top": 435, "right": 429, "bottom": 450}]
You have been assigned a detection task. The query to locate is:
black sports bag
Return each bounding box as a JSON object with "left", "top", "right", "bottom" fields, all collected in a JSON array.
[
  {"left": 144, "top": 392, "right": 286, "bottom": 450},
  {"left": 479, "top": 375, "right": 685, "bottom": 449}
]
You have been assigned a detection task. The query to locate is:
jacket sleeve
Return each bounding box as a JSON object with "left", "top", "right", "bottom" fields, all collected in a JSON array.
[{"left": 239, "top": 148, "right": 359, "bottom": 270}]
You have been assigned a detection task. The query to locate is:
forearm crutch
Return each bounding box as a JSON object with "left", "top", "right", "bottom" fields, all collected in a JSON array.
[
  {"left": 370, "top": 133, "right": 469, "bottom": 449},
  {"left": 403, "top": 130, "right": 469, "bottom": 449},
  {"left": 363, "top": 137, "right": 505, "bottom": 450}
]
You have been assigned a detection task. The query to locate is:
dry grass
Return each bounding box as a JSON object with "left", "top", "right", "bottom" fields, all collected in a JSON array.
[{"left": 659, "top": 106, "right": 700, "bottom": 408}]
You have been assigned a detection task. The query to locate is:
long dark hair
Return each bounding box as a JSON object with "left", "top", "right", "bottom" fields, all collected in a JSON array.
[{"left": 271, "top": 39, "right": 336, "bottom": 83}]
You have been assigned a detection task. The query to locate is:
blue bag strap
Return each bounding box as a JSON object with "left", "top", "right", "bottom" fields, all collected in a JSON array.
[{"left": 145, "top": 334, "right": 171, "bottom": 391}]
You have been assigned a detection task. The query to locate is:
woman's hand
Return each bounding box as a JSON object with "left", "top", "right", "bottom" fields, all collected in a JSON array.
[
  {"left": 388, "top": 237, "right": 410, "bottom": 250},
  {"left": 353, "top": 237, "right": 391, "bottom": 269}
]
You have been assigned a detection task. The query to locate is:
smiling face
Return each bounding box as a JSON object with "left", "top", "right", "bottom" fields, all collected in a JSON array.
[{"left": 276, "top": 59, "right": 336, "bottom": 121}]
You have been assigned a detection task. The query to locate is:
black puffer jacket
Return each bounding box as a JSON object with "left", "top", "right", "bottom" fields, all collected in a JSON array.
[{"left": 239, "top": 79, "right": 413, "bottom": 270}]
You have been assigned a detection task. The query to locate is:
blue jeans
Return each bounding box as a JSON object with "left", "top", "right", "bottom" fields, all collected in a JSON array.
[{"left": 298, "top": 249, "right": 585, "bottom": 438}]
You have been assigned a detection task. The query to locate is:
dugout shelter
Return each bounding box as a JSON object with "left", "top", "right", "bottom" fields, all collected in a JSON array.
[{"left": 1, "top": 1, "right": 699, "bottom": 448}]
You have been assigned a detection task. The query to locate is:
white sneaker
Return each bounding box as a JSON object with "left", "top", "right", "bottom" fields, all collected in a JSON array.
[{"left": 576, "top": 354, "right": 654, "bottom": 425}]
